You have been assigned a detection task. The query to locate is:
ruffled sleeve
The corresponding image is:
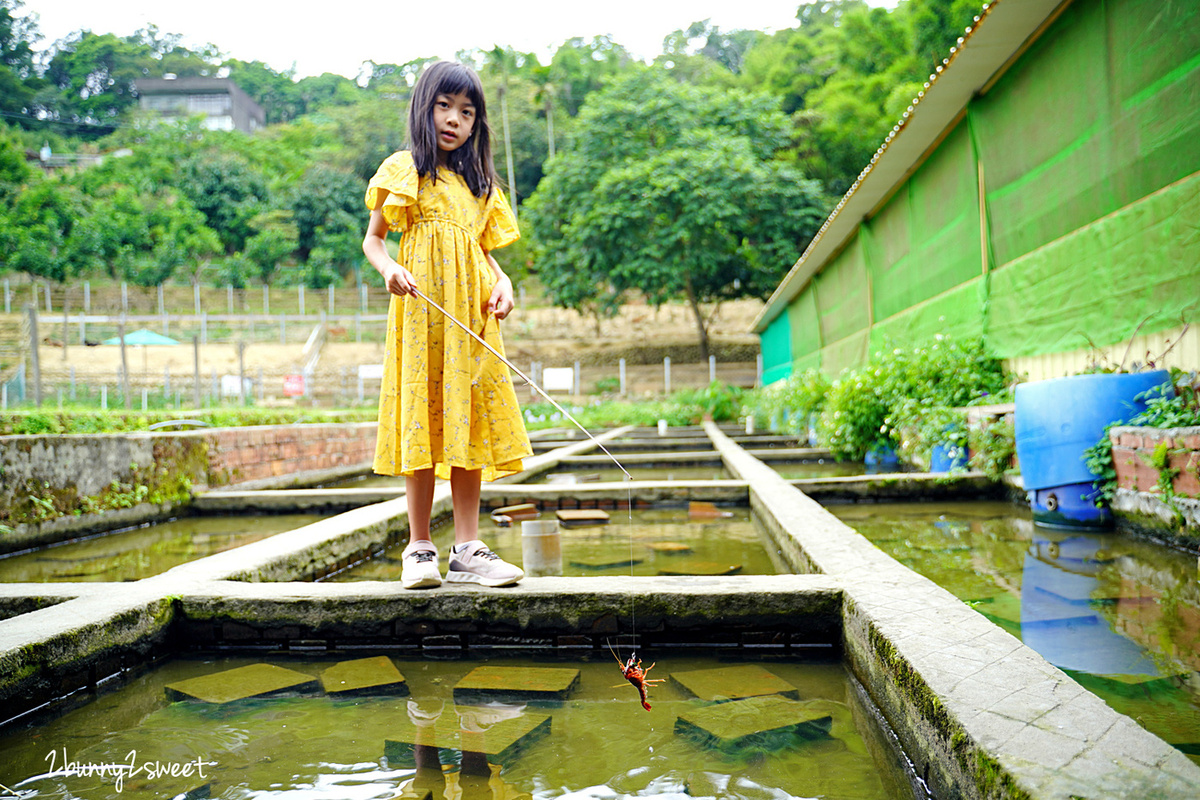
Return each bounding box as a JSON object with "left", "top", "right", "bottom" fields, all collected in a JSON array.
[
  {"left": 364, "top": 151, "right": 418, "bottom": 232},
  {"left": 480, "top": 187, "right": 521, "bottom": 251}
]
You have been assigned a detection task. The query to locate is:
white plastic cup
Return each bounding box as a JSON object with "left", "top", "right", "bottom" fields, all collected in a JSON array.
[{"left": 521, "top": 520, "right": 562, "bottom": 577}]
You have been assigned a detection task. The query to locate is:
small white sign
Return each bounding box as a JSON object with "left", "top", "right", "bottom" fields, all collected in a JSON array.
[
  {"left": 358, "top": 364, "right": 385, "bottom": 380},
  {"left": 541, "top": 367, "right": 575, "bottom": 393}
]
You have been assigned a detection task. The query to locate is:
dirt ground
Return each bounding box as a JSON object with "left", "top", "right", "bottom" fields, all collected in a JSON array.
[{"left": 31, "top": 298, "right": 766, "bottom": 398}]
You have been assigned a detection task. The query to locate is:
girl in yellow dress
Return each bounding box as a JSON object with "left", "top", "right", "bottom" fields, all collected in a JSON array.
[{"left": 363, "top": 61, "right": 532, "bottom": 589}]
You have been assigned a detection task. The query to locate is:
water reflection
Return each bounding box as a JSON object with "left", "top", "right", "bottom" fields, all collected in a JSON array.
[
  {"left": 0, "top": 655, "right": 913, "bottom": 799},
  {"left": 1021, "top": 532, "right": 1161, "bottom": 677},
  {"left": 0, "top": 514, "right": 327, "bottom": 583},
  {"left": 828, "top": 501, "right": 1200, "bottom": 763}
]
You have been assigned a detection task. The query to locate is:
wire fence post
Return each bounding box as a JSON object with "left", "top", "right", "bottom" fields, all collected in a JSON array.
[
  {"left": 619, "top": 358, "right": 626, "bottom": 396},
  {"left": 3, "top": 278, "right": 9, "bottom": 313},
  {"left": 709, "top": 354, "right": 716, "bottom": 383},
  {"left": 192, "top": 335, "right": 201, "bottom": 409},
  {"left": 84, "top": 280, "right": 90, "bottom": 312},
  {"left": 298, "top": 285, "right": 305, "bottom": 316},
  {"left": 27, "top": 304, "right": 41, "bottom": 407},
  {"left": 663, "top": 356, "right": 671, "bottom": 395}
]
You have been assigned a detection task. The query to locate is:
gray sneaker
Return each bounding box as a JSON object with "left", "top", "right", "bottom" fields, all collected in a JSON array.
[
  {"left": 401, "top": 542, "right": 442, "bottom": 589},
  {"left": 446, "top": 541, "right": 523, "bottom": 587}
]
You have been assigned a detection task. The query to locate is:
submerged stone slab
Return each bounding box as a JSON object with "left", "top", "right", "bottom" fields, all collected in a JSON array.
[
  {"left": 320, "top": 655, "right": 408, "bottom": 696},
  {"left": 570, "top": 556, "right": 643, "bottom": 570},
  {"left": 688, "top": 501, "right": 733, "bottom": 519},
  {"left": 165, "top": 663, "right": 318, "bottom": 704},
  {"left": 646, "top": 542, "right": 692, "bottom": 553},
  {"left": 675, "top": 695, "right": 833, "bottom": 753},
  {"left": 384, "top": 711, "right": 552, "bottom": 767},
  {"left": 556, "top": 509, "right": 610, "bottom": 526},
  {"left": 657, "top": 561, "right": 742, "bottom": 577},
  {"left": 453, "top": 666, "right": 580, "bottom": 702},
  {"left": 670, "top": 665, "right": 799, "bottom": 702}
]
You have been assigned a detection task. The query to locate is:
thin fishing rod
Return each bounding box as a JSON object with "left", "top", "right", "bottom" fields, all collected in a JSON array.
[{"left": 410, "top": 286, "right": 632, "bottom": 481}]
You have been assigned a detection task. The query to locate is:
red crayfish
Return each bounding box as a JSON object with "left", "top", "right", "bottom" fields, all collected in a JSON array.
[{"left": 609, "top": 642, "right": 663, "bottom": 711}]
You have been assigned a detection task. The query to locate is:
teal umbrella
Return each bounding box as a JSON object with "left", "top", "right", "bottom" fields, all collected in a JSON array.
[{"left": 102, "top": 329, "right": 179, "bottom": 346}]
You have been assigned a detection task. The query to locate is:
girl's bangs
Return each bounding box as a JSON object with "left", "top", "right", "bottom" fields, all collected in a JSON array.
[{"left": 433, "top": 65, "right": 484, "bottom": 107}]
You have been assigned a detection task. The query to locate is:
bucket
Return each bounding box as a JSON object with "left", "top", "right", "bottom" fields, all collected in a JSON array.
[
  {"left": 521, "top": 520, "right": 562, "bottom": 577},
  {"left": 1014, "top": 370, "right": 1170, "bottom": 527}
]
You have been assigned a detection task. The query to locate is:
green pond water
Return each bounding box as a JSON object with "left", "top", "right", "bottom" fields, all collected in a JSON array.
[
  {"left": 0, "top": 515, "right": 326, "bottom": 583},
  {"left": 531, "top": 465, "right": 730, "bottom": 483},
  {"left": 330, "top": 508, "right": 781, "bottom": 580},
  {"left": 0, "top": 653, "right": 916, "bottom": 799},
  {"left": 828, "top": 500, "right": 1200, "bottom": 765},
  {"left": 769, "top": 461, "right": 865, "bottom": 480}
]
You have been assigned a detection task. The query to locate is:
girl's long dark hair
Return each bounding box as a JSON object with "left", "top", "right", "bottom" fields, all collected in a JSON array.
[{"left": 407, "top": 61, "right": 497, "bottom": 198}]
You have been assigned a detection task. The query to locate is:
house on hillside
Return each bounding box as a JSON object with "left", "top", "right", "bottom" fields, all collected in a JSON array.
[
  {"left": 754, "top": 0, "right": 1200, "bottom": 383},
  {"left": 134, "top": 77, "right": 265, "bottom": 133}
]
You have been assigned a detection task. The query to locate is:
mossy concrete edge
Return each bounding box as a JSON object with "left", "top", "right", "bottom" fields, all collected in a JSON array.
[{"left": 705, "top": 420, "right": 1200, "bottom": 800}]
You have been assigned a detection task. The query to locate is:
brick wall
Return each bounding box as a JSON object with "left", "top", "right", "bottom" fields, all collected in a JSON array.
[
  {"left": 1109, "top": 425, "right": 1200, "bottom": 497},
  {"left": 200, "top": 423, "right": 376, "bottom": 486}
]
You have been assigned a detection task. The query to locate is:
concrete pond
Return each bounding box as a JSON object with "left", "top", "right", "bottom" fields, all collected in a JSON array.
[{"left": 0, "top": 422, "right": 1197, "bottom": 798}]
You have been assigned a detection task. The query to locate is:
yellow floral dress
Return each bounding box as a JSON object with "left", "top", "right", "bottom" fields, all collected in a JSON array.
[{"left": 365, "top": 150, "right": 531, "bottom": 481}]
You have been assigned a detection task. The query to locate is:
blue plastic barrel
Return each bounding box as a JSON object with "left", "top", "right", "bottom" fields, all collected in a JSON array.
[{"left": 1014, "top": 370, "right": 1171, "bottom": 527}]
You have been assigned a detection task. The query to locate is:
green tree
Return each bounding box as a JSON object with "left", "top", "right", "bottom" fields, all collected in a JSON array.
[
  {"left": 242, "top": 209, "right": 298, "bottom": 285},
  {"left": 0, "top": 0, "right": 41, "bottom": 121},
  {"left": 547, "top": 36, "right": 633, "bottom": 117},
  {"left": 526, "top": 72, "right": 827, "bottom": 357},
  {"left": 221, "top": 58, "right": 302, "bottom": 123},
  {"left": 44, "top": 31, "right": 154, "bottom": 127},
  {"left": 288, "top": 164, "right": 362, "bottom": 262},
  {"left": 0, "top": 124, "right": 32, "bottom": 204},
  {"left": 179, "top": 153, "right": 268, "bottom": 253}
]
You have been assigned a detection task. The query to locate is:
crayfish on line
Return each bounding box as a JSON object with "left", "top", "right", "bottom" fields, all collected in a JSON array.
[{"left": 609, "top": 641, "right": 664, "bottom": 711}]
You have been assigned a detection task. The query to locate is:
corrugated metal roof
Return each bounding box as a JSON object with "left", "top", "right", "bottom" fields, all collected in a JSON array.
[{"left": 752, "top": 0, "right": 1072, "bottom": 333}]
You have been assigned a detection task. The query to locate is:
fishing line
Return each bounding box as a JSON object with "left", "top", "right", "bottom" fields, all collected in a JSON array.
[
  {"left": 411, "top": 286, "right": 632, "bottom": 481},
  {"left": 412, "top": 287, "right": 641, "bottom": 674}
]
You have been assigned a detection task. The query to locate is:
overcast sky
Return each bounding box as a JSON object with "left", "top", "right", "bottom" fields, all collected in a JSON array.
[{"left": 25, "top": 0, "right": 895, "bottom": 81}]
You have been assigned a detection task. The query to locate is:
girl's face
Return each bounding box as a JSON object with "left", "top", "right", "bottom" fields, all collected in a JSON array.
[{"left": 433, "top": 92, "right": 476, "bottom": 156}]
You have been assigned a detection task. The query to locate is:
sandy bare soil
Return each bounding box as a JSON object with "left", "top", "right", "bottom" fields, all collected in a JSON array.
[{"left": 33, "top": 299, "right": 765, "bottom": 382}]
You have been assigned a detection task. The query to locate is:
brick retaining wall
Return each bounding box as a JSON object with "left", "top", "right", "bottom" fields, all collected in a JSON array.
[
  {"left": 1110, "top": 425, "right": 1200, "bottom": 497},
  {"left": 200, "top": 423, "right": 376, "bottom": 487},
  {"left": 0, "top": 422, "right": 377, "bottom": 552}
]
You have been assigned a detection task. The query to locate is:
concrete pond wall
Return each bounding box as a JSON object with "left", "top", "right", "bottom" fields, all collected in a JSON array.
[
  {"left": 0, "top": 423, "right": 1198, "bottom": 798},
  {"left": 0, "top": 422, "right": 376, "bottom": 554}
]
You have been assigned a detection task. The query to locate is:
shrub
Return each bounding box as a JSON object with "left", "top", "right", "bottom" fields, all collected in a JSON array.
[{"left": 819, "top": 336, "right": 1011, "bottom": 461}]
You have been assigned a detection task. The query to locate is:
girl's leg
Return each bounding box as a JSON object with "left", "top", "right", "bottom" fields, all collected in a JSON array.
[
  {"left": 401, "top": 468, "right": 441, "bottom": 589},
  {"left": 406, "top": 468, "right": 437, "bottom": 544},
  {"left": 449, "top": 467, "right": 482, "bottom": 545},
  {"left": 446, "top": 467, "right": 523, "bottom": 586}
]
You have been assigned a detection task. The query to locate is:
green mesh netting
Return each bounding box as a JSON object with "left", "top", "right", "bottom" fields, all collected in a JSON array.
[{"left": 766, "top": 0, "right": 1200, "bottom": 381}]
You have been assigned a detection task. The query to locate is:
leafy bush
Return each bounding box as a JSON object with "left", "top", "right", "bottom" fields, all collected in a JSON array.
[
  {"left": 0, "top": 407, "right": 378, "bottom": 436},
  {"left": 819, "top": 366, "right": 892, "bottom": 460},
  {"left": 819, "top": 337, "right": 1011, "bottom": 461},
  {"left": 969, "top": 419, "right": 1016, "bottom": 481}
]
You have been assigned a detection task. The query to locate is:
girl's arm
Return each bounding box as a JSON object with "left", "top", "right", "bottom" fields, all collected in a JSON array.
[
  {"left": 484, "top": 250, "right": 515, "bottom": 320},
  {"left": 363, "top": 207, "right": 417, "bottom": 296}
]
